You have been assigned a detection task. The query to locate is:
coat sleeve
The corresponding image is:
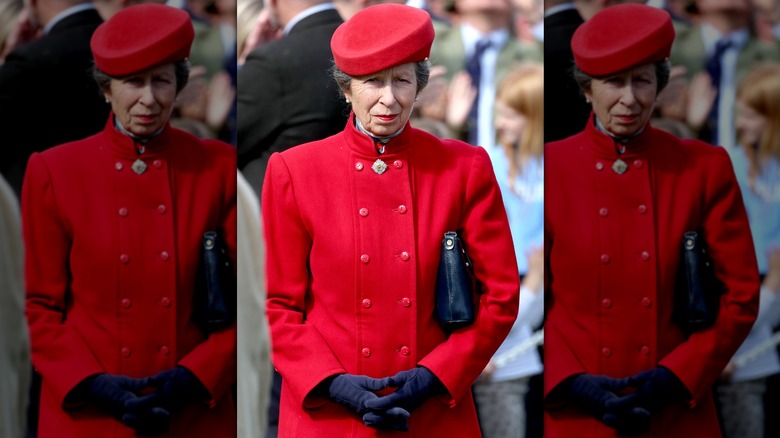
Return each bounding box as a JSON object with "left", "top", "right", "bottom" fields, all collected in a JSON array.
[
  {"left": 418, "top": 146, "right": 520, "bottom": 406},
  {"left": 179, "top": 149, "right": 238, "bottom": 407},
  {"left": 22, "top": 153, "right": 105, "bottom": 408},
  {"left": 659, "top": 146, "right": 760, "bottom": 406},
  {"left": 262, "top": 153, "right": 346, "bottom": 409}
]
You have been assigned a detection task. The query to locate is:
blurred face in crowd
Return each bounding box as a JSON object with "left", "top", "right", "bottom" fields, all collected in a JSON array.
[
  {"left": 344, "top": 63, "right": 418, "bottom": 137},
  {"left": 456, "top": 0, "right": 511, "bottom": 15},
  {"left": 105, "top": 63, "right": 177, "bottom": 137},
  {"left": 696, "top": 0, "right": 752, "bottom": 14},
  {"left": 584, "top": 63, "right": 658, "bottom": 137},
  {"left": 735, "top": 100, "right": 767, "bottom": 148},
  {"left": 495, "top": 101, "right": 527, "bottom": 146}
]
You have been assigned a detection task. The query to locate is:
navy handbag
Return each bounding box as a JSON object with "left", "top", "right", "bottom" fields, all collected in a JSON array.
[{"left": 435, "top": 231, "right": 480, "bottom": 332}]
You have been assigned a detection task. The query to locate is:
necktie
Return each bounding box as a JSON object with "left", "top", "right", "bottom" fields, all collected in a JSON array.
[
  {"left": 705, "top": 38, "right": 733, "bottom": 144},
  {"left": 465, "top": 39, "right": 491, "bottom": 145}
]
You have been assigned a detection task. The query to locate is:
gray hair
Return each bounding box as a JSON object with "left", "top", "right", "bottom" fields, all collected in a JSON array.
[
  {"left": 330, "top": 60, "right": 431, "bottom": 98},
  {"left": 571, "top": 60, "right": 671, "bottom": 96},
  {"left": 91, "top": 60, "right": 191, "bottom": 95}
]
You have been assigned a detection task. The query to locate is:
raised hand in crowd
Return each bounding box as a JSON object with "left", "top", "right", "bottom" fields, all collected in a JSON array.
[
  {"left": 686, "top": 71, "right": 718, "bottom": 133},
  {"left": 445, "top": 70, "right": 478, "bottom": 132},
  {"left": 239, "top": 6, "right": 282, "bottom": 64}
]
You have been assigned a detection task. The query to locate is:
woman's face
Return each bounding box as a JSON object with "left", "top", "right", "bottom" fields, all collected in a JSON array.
[
  {"left": 344, "top": 63, "right": 418, "bottom": 137},
  {"left": 584, "top": 63, "right": 658, "bottom": 137},
  {"left": 495, "top": 100, "right": 527, "bottom": 146},
  {"left": 104, "top": 63, "right": 177, "bottom": 137},
  {"left": 735, "top": 100, "right": 767, "bottom": 148}
]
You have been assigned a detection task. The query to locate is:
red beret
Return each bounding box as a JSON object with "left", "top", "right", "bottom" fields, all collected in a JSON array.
[
  {"left": 331, "top": 4, "right": 434, "bottom": 76},
  {"left": 91, "top": 4, "right": 194, "bottom": 77},
  {"left": 571, "top": 4, "right": 674, "bottom": 77}
]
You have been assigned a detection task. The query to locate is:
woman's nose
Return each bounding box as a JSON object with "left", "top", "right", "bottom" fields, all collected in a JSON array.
[{"left": 379, "top": 83, "right": 397, "bottom": 107}]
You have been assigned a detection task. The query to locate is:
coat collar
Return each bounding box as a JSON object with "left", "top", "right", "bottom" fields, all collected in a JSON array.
[
  {"left": 342, "top": 113, "right": 415, "bottom": 157},
  {"left": 584, "top": 113, "right": 653, "bottom": 159},
  {"left": 103, "top": 113, "right": 173, "bottom": 160}
]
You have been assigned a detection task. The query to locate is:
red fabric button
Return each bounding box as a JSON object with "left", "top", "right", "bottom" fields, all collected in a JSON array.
[
  {"left": 400, "top": 251, "right": 410, "bottom": 261},
  {"left": 393, "top": 160, "right": 403, "bottom": 169},
  {"left": 641, "top": 297, "right": 652, "bottom": 308},
  {"left": 120, "top": 254, "right": 130, "bottom": 264},
  {"left": 602, "top": 348, "right": 611, "bottom": 358},
  {"left": 634, "top": 160, "right": 643, "bottom": 169},
  {"left": 638, "top": 204, "right": 647, "bottom": 214},
  {"left": 121, "top": 298, "right": 131, "bottom": 309},
  {"left": 119, "top": 207, "right": 128, "bottom": 217},
  {"left": 359, "top": 208, "right": 369, "bottom": 217},
  {"left": 361, "top": 254, "right": 370, "bottom": 264},
  {"left": 601, "top": 298, "right": 612, "bottom": 309},
  {"left": 355, "top": 162, "right": 364, "bottom": 171},
  {"left": 400, "top": 346, "right": 410, "bottom": 356},
  {"left": 401, "top": 298, "right": 412, "bottom": 307},
  {"left": 153, "top": 159, "right": 162, "bottom": 169},
  {"left": 361, "top": 348, "right": 371, "bottom": 357},
  {"left": 397, "top": 205, "right": 407, "bottom": 214},
  {"left": 640, "top": 346, "right": 651, "bottom": 356},
  {"left": 600, "top": 254, "right": 610, "bottom": 264},
  {"left": 362, "top": 298, "right": 372, "bottom": 308},
  {"left": 596, "top": 162, "right": 604, "bottom": 171},
  {"left": 641, "top": 251, "right": 650, "bottom": 261},
  {"left": 160, "top": 346, "right": 170, "bottom": 356},
  {"left": 161, "top": 251, "right": 169, "bottom": 261},
  {"left": 161, "top": 297, "right": 171, "bottom": 308},
  {"left": 115, "top": 162, "right": 124, "bottom": 171},
  {"left": 121, "top": 347, "right": 131, "bottom": 358},
  {"left": 158, "top": 204, "right": 167, "bottom": 214},
  {"left": 599, "top": 208, "right": 608, "bottom": 217}
]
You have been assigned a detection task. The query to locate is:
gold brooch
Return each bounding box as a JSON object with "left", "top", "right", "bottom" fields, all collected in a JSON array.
[
  {"left": 612, "top": 159, "right": 628, "bottom": 175},
  {"left": 132, "top": 159, "right": 147, "bottom": 175}
]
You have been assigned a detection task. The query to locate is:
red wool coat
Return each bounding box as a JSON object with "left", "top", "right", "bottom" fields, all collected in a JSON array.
[
  {"left": 22, "top": 118, "right": 237, "bottom": 438},
  {"left": 544, "top": 117, "right": 760, "bottom": 437},
  {"left": 262, "top": 115, "right": 520, "bottom": 437}
]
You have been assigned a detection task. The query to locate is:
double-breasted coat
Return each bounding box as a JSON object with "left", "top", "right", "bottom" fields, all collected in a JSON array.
[
  {"left": 22, "top": 118, "right": 237, "bottom": 438},
  {"left": 544, "top": 116, "right": 760, "bottom": 437},
  {"left": 262, "top": 114, "right": 520, "bottom": 437}
]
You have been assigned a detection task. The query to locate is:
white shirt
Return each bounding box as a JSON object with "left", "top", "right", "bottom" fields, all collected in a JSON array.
[
  {"left": 43, "top": 3, "right": 96, "bottom": 35},
  {"left": 284, "top": 3, "right": 336, "bottom": 36},
  {"left": 460, "top": 23, "right": 509, "bottom": 151}
]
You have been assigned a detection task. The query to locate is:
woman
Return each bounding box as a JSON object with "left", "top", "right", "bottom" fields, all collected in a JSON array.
[
  {"left": 22, "top": 5, "right": 236, "bottom": 437},
  {"left": 474, "top": 63, "right": 545, "bottom": 438},
  {"left": 262, "top": 3, "right": 520, "bottom": 437},
  {"left": 544, "top": 4, "right": 759, "bottom": 437},
  {"left": 716, "top": 63, "right": 780, "bottom": 438}
]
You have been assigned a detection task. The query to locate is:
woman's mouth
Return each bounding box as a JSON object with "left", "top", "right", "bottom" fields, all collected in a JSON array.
[{"left": 374, "top": 114, "right": 398, "bottom": 122}]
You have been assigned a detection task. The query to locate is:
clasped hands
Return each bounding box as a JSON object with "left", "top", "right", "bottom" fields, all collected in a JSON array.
[
  {"left": 327, "top": 366, "right": 443, "bottom": 431},
  {"left": 85, "top": 366, "right": 205, "bottom": 434},
  {"left": 566, "top": 367, "right": 687, "bottom": 435}
]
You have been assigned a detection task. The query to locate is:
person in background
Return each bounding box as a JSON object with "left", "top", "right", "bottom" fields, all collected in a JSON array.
[
  {"left": 0, "top": 175, "right": 30, "bottom": 438},
  {"left": 22, "top": 5, "right": 236, "bottom": 436},
  {"left": 262, "top": 4, "right": 519, "bottom": 436},
  {"left": 717, "top": 63, "right": 780, "bottom": 438},
  {"left": 545, "top": 4, "right": 759, "bottom": 436},
  {"left": 237, "top": 171, "right": 272, "bottom": 438},
  {"left": 0, "top": 0, "right": 107, "bottom": 197},
  {"left": 237, "top": 0, "right": 349, "bottom": 197}
]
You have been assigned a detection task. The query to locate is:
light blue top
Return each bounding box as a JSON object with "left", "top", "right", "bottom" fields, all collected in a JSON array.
[
  {"left": 487, "top": 147, "right": 543, "bottom": 275},
  {"left": 729, "top": 145, "right": 780, "bottom": 274}
]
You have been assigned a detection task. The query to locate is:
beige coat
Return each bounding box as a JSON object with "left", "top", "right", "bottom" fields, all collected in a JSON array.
[
  {"left": 237, "top": 172, "right": 272, "bottom": 438},
  {"left": 0, "top": 175, "right": 29, "bottom": 438}
]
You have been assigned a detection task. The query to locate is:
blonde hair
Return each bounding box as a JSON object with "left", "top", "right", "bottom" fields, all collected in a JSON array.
[
  {"left": 496, "top": 62, "right": 544, "bottom": 188},
  {"left": 737, "top": 63, "right": 780, "bottom": 186},
  {"left": 0, "top": 0, "right": 23, "bottom": 57}
]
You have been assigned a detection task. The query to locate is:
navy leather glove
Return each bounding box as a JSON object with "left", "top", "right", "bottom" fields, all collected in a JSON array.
[
  {"left": 602, "top": 406, "right": 651, "bottom": 435},
  {"left": 362, "top": 407, "right": 411, "bottom": 431},
  {"left": 565, "top": 373, "right": 632, "bottom": 420},
  {"left": 121, "top": 406, "right": 171, "bottom": 435},
  {"left": 86, "top": 374, "right": 150, "bottom": 416},
  {"left": 363, "top": 366, "right": 444, "bottom": 413},
  {"left": 126, "top": 366, "right": 208, "bottom": 415},
  {"left": 327, "top": 374, "right": 389, "bottom": 415},
  {"left": 606, "top": 366, "right": 688, "bottom": 414}
]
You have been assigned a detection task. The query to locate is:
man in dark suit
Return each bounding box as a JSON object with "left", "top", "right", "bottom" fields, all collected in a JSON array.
[
  {"left": 0, "top": 0, "right": 107, "bottom": 197},
  {"left": 237, "top": 0, "right": 349, "bottom": 196},
  {"left": 543, "top": 0, "right": 589, "bottom": 142}
]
